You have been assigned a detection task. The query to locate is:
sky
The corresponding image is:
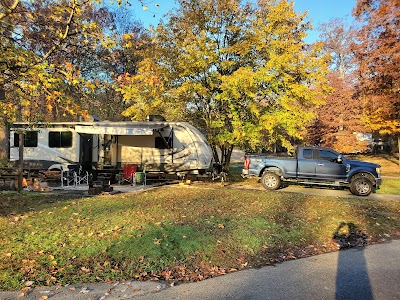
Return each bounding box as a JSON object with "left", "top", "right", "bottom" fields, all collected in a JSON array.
[{"left": 128, "top": 0, "right": 356, "bottom": 43}]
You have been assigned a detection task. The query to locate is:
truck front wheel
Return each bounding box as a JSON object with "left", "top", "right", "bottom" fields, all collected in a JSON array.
[
  {"left": 350, "top": 177, "right": 373, "bottom": 196},
  {"left": 261, "top": 172, "right": 281, "bottom": 190}
]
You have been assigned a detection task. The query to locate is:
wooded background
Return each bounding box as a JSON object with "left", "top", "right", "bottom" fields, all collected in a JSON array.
[{"left": 1, "top": 0, "right": 399, "bottom": 166}]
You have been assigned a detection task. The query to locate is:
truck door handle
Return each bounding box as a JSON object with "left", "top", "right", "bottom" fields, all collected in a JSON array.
[{"left": 317, "top": 163, "right": 324, "bottom": 166}]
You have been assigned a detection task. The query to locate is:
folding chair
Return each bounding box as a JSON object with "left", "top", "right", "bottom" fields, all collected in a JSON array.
[
  {"left": 76, "top": 166, "right": 90, "bottom": 185},
  {"left": 62, "top": 165, "right": 89, "bottom": 186},
  {"left": 62, "top": 165, "right": 78, "bottom": 186},
  {"left": 119, "top": 164, "right": 137, "bottom": 185}
]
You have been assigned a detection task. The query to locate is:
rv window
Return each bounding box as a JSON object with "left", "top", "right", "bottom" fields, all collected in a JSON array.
[
  {"left": 155, "top": 136, "right": 172, "bottom": 149},
  {"left": 49, "top": 131, "right": 73, "bottom": 148},
  {"left": 13, "top": 131, "right": 38, "bottom": 147}
]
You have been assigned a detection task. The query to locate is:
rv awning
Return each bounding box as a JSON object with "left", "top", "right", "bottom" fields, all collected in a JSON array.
[{"left": 74, "top": 124, "right": 167, "bottom": 135}]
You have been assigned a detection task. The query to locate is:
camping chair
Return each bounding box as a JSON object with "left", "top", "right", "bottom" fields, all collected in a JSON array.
[
  {"left": 62, "top": 165, "right": 89, "bottom": 186},
  {"left": 62, "top": 165, "right": 79, "bottom": 186},
  {"left": 119, "top": 164, "right": 137, "bottom": 185},
  {"left": 76, "top": 165, "right": 90, "bottom": 185}
]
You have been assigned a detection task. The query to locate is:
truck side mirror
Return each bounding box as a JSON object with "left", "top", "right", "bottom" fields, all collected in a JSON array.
[{"left": 337, "top": 155, "right": 343, "bottom": 164}]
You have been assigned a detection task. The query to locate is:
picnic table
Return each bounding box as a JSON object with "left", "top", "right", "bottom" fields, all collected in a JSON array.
[
  {"left": 0, "top": 167, "right": 20, "bottom": 185},
  {"left": 0, "top": 167, "right": 53, "bottom": 185}
]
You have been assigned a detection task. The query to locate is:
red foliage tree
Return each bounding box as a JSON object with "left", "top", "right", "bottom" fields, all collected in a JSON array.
[
  {"left": 307, "top": 72, "right": 370, "bottom": 153},
  {"left": 352, "top": 0, "right": 400, "bottom": 160},
  {"left": 307, "top": 18, "right": 369, "bottom": 153}
]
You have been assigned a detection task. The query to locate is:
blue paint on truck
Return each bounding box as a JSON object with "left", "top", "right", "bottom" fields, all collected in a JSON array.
[{"left": 242, "top": 146, "right": 382, "bottom": 196}]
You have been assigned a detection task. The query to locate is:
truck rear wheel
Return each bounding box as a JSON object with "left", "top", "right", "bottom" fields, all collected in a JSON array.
[
  {"left": 261, "top": 172, "right": 281, "bottom": 190},
  {"left": 350, "top": 176, "right": 373, "bottom": 196}
]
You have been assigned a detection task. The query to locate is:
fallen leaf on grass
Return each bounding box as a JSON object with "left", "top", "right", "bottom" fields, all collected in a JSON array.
[
  {"left": 80, "top": 267, "right": 91, "bottom": 273},
  {"left": 79, "top": 287, "right": 90, "bottom": 294},
  {"left": 25, "top": 281, "right": 34, "bottom": 287}
]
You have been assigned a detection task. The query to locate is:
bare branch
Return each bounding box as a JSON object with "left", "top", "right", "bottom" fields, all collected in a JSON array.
[{"left": 0, "top": 0, "right": 20, "bottom": 21}]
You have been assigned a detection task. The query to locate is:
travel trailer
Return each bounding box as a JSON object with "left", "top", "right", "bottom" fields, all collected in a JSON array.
[{"left": 8, "top": 120, "right": 214, "bottom": 176}]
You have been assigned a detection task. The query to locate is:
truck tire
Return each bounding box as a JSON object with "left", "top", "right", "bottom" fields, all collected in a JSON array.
[
  {"left": 350, "top": 176, "right": 373, "bottom": 196},
  {"left": 261, "top": 172, "right": 281, "bottom": 190}
]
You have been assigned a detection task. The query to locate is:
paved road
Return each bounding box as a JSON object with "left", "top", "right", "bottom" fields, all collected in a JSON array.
[
  {"left": 1, "top": 240, "right": 400, "bottom": 300},
  {"left": 136, "top": 239, "right": 400, "bottom": 300}
]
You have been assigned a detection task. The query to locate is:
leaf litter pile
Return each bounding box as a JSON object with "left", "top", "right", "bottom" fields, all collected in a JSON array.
[{"left": 1, "top": 186, "right": 400, "bottom": 290}]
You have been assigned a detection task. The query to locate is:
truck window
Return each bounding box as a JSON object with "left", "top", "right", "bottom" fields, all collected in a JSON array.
[
  {"left": 318, "top": 150, "right": 337, "bottom": 162},
  {"left": 13, "top": 131, "right": 38, "bottom": 147},
  {"left": 49, "top": 131, "right": 73, "bottom": 148},
  {"left": 303, "top": 149, "right": 313, "bottom": 159}
]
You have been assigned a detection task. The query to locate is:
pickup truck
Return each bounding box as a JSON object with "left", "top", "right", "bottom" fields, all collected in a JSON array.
[{"left": 242, "top": 146, "right": 382, "bottom": 196}]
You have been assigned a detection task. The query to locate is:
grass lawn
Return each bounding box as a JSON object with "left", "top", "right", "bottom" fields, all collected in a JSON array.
[{"left": 1, "top": 186, "right": 400, "bottom": 290}]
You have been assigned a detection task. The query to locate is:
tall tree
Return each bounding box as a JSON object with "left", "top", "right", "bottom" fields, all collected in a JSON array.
[
  {"left": 306, "top": 72, "right": 370, "bottom": 153},
  {"left": 75, "top": 5, "right": 148, "bottom": 121},
  {"left": 307, "top": 18, "right": 369, "bottom": 153},
  {"left": 118, "top": 0, "right": 330, "bottom": 167},
  {"left": 0, "top": 0, "right": 141, "bottom": 191},
  {"left": 0, "top": 0, "right": 144, "bottom": 123},
  {"left": 352, "top": 0, "right": 400, "bottom": 161},
  {"left": 318, "top": 18, "right": 357, "bottom": 77}
]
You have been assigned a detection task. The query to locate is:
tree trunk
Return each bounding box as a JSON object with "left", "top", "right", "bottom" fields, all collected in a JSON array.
[
  {"left": 211, "top": 145, "right": 220, "bottom": 164},
  {"left": 398, "top": 136, "right": 400, "bottom": 166},
  {"left": 0, "top": 122, "right": 7, "bottom": 160},
  {"left": 18, "top": 133, "right": 24, "bottom": 193},
  {"left": 224, "top": 145, "right": 234, "bottom": 171}
]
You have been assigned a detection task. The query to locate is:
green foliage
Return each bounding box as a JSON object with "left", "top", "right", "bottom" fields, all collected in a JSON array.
[{"left": 118, "top": 0, "right": 330, "bottom": 160}]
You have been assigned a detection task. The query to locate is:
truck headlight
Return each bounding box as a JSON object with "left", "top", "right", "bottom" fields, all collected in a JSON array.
[{"left": 376, "top": 167, "right": 381, "bottom": 176}]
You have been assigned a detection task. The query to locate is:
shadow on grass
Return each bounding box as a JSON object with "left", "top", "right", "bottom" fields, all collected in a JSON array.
[
  {"left": 333, "top": 222, "right": 373, "bottom": 300},
  {"left": 0, "top": 190, "right": 90, "bottom": 216}
]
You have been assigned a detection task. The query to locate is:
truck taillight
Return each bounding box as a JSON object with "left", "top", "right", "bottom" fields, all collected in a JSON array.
[{"left": 244, "top": 157, "right": 251, "bottom": 169}]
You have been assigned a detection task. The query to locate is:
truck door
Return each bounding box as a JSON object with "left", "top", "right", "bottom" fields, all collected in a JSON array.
[
  {"left": 315, "top": 149, "right": 347, "bottom": 180},
  {"left": 297, "top": 148, "right": 316, "bottom": 178}
]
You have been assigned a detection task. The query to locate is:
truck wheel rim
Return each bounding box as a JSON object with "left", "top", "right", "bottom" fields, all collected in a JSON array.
[
  {"left": 356, "top": 180, "right": 370, "bottom": 194},
  {"left": 264, "top": 176, "right": 277, "bottom": 187}
]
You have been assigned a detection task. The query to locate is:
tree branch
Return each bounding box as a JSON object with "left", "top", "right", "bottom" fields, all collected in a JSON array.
[
  {"left": 0, "top": 0, "right": 19, "bottom": 21},
  {"left": 40, "top": 0, "right": 77, "bottom": 63}
]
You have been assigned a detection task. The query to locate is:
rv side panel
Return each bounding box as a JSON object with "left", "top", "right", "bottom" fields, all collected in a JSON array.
[{"left": 9, "top": 126, "right": 80, "bottom": 170}]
